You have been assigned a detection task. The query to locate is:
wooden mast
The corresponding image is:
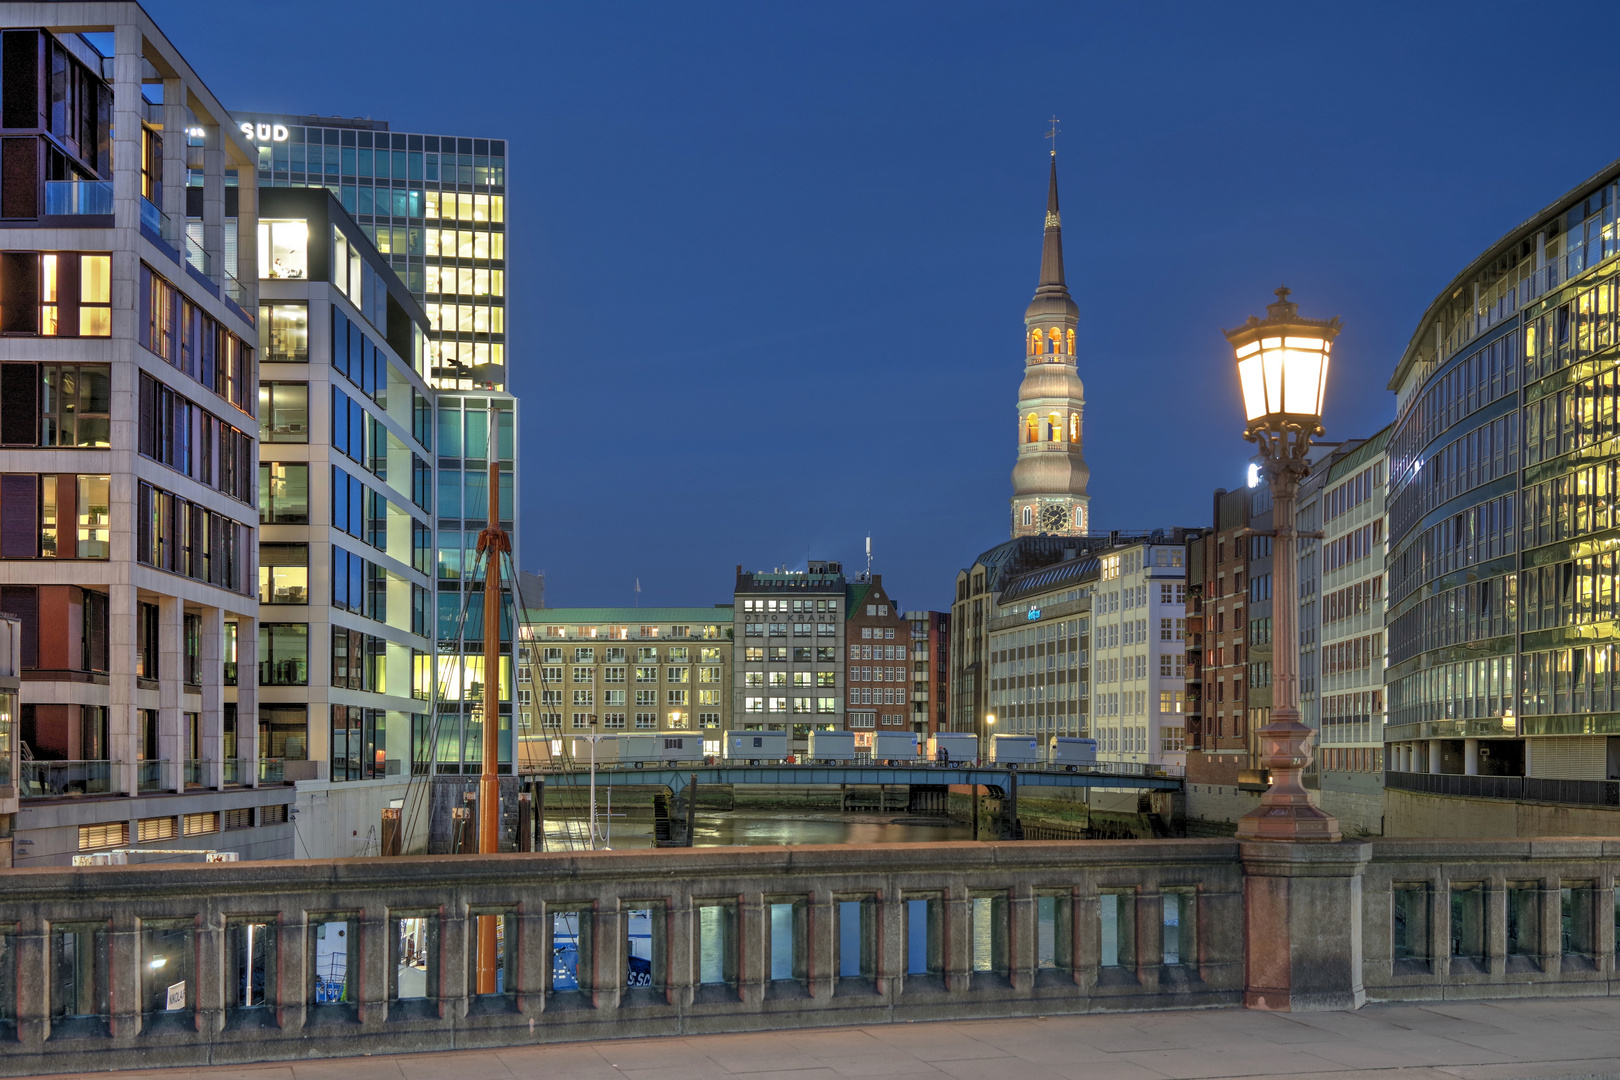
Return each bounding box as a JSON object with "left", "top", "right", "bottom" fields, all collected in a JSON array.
[{"left": 474, "top": 449, "right": 509, "bottom": 993}]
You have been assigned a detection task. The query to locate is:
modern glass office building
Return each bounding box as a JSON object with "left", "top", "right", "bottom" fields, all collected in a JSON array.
[
  {"left": 1385, "top": 159, "right": 1620, "bottom": 832},
  {"left": 233, "top": 112, "right": 518, "bottom": 776}
]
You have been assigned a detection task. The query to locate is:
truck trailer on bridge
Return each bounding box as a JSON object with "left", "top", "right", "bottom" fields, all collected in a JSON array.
[
  {"left": 872, "top": 731, "right": 919, "bottom": 763},
  {"left": 927, "top": 732, "right": 978, "bottom": 766},
  {"left": 805, "top": 730, "right": 855, "bottom": 763},
  {"left": 988, "top": 734, "right": 1041, "bottom": 766},
  {"left": 1049, "top": 736, "right": 1099, "bottom": 769},
  {"left": 724, "top": 731, "right": 788, "bottom": 764},
  {"left": 659, "top": 735, "right": 705, "bottom": 764},
  {"left": 614, "top": 735, "right": 662, "bottom": 766}
]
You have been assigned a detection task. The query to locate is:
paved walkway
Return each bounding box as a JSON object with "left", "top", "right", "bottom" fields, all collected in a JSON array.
[{"left": 41, "top": 1000, "right": 1620, "bottom": 1080}]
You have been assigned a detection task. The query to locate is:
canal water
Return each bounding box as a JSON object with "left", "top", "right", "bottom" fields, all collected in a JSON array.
[{"left": 542, "top": 808, "right": 975, "bottom": 851}]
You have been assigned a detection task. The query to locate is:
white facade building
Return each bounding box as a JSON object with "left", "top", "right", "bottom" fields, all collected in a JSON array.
[{"left": 1089, "top": 542, "right": 1188, "bottom": 770}]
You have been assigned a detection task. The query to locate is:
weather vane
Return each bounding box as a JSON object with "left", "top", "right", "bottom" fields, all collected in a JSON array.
[{"left": 1046, "top": 115, "right": 1060, "bottom": 156}]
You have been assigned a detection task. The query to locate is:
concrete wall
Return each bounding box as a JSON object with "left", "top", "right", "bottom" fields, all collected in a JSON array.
[
  {"left": 1320, "top": 771, "right": 1385, "bottom": 837},
  {"left": 291, "top": 778, "right": 415, "bottom": 859},
  {"left": 1385, "top": 789, "right": 1620, "bottom": 838},
  {"left": 1184, "top": 781, "right": 1261, "bottom": 834}
]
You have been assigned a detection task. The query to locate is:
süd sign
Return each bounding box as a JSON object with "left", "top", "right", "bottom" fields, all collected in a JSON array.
[{"left": 239, "top": 122, "right": 289, "bottom": 143}]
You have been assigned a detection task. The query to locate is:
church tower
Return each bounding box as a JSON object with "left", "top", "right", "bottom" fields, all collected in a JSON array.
[{"left": 1010, "top": 152, "right": 1090, "bottom": 537}]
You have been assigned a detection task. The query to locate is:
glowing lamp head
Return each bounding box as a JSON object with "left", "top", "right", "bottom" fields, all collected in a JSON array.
[{"left": 1224, "top": 286, "right": 1341, "bottom": 437}]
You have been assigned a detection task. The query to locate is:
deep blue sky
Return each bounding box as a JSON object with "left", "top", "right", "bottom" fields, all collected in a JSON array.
[{"left": 154, "top": 0, "right": 1619, "bottom": 612}]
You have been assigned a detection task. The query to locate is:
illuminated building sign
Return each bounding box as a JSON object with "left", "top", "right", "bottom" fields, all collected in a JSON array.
[{"left": 240, "top": 122, "right": 289, "bottom": 143}]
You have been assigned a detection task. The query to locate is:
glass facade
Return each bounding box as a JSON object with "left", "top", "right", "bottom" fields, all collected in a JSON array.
[
  {"left": 1386, "top": 174, "right": 1620, "bottom": 791},
  {"left": 236, "top": 118, "right": 506, "bottom": 391},
  {"left": 238, "top": 114, "right": 521, "bottom": 776}
]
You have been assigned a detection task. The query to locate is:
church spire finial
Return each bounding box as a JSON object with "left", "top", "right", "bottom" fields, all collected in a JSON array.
[{"left": 1038, "top": 148, "right": 1066, "bottom": 290}]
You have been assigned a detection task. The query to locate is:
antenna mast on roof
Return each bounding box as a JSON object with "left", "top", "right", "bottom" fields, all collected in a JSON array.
[{"left": 865, "top": 536, "right": 872, "bottom": 581}]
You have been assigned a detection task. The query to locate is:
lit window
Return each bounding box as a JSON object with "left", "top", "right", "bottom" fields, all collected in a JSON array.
[
  {"left": 79, "top": 255, "right": 110, "bottom": 336},
  {"left": 258, "top": 219, "right": 309, "bottom": 280}
]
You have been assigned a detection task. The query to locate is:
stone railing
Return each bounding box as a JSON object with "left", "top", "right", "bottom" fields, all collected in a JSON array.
[{"left": 0, "top": 838, "right": 1616, "bottom": 1074}]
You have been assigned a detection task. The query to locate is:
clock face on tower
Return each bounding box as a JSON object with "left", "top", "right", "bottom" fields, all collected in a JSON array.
[{"left": 1040, "top": 504, "right": 1067, "bottom": 533}]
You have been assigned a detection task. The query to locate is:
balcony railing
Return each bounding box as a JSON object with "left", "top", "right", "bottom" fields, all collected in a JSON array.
[
  {"left": 182, "top": 758, "right": 208, "bottom": 789},
  {"left": 44, "top": 179, "right": 112, "bottom": 216},
  {"left": 134, "top": 759, "right": 167, "bottom": 793},
  {"left": 139, "top": 196, "right": 184, "bottom": 248},
  {"left": 224, "top": 270, "right": 253, "bottom": 313},
  {"left": 1387, "top": 770, "right": 1620, "bottom": 807},
  {"left": 184, "top": 232, "right": 212, "bottom": 277},
  {"left": 259, "top": 757, "right": 286, "bottom": 783},
  {"left": 222, "top": 757, "right": 255, "bottom": 786},
  {"left": 18, "top": 759, "right": 116, "bottom": 798}
]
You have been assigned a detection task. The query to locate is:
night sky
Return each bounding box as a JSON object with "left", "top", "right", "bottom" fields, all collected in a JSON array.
[{"left": 154, "top": 0, "right": 1619, "bottom": 613}]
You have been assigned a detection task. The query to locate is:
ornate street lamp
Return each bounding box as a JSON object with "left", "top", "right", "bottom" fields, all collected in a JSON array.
[{"left": 1224, "top": 286, "right": 1342, "bottom": 842}]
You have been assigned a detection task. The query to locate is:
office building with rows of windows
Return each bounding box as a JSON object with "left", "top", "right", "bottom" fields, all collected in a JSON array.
[
  {"left": 984, "top": 556, "right": 1094, "bottom": 743},
  {"left": 253, "top": 187, "right": 439, "bottom": 855},
  {"left": 513, "top": 608, "right": 732, "bottom": 765},
  {"left": 1296, "top": 427, "right": 1390, "bottom": 836},
  {"left": 231, "top": 111, "right": 518, "bottom": 782},
  {"left": 1384, "top": 160, "right": 1620, "bottom": 834},
  {"left": 733, "top": 562, "right": 847, "bottom": 752},
  {"left": 0, "top": 8, "right": 299, "bottom": 865}
]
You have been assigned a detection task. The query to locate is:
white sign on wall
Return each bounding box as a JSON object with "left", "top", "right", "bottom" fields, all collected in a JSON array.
[{"left": 240, "top": 122, "right": 289, "bottom": 143}]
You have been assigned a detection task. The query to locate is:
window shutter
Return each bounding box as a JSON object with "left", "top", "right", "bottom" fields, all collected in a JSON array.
[
  {"left": 0, "top": 362, "right": 37, "bottom": 445},
  {"left": 0, "top": 473, "right": 37, "bottom": 557}
]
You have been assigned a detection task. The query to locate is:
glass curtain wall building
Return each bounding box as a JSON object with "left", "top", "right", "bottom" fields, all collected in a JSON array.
[
  {"left": 1385, "top": 160, "right": 1620, "bottom": 832},
  {"left": 233, "top": 113, "right": 518, "bottom": 777}
]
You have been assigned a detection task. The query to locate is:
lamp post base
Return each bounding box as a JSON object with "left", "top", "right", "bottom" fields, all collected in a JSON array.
[
  {"left": 1235, "top": 800, "right": 1342, "bottom": 843},
  {"left": 1235, "top": 715, "right": 1342, "bottom": 844}
]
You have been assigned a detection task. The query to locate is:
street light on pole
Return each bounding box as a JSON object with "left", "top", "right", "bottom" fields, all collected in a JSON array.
[{"left": 1225, "top": 286, "right": 1342, "bottom": 843}]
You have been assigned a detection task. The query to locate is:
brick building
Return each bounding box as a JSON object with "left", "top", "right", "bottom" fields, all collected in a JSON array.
[{"left": 843, "top": 575, "right": 909, "bottom": 749}]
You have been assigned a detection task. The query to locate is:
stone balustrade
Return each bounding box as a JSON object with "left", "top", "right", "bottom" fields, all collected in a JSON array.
[{"left": 0, "top": 838, "right": 1616, "bottom": 1074}]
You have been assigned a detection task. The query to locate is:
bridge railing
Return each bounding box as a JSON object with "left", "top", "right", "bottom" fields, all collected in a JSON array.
[{"left": 0, "top": 838, "right": 1616, "bottom": 1074}]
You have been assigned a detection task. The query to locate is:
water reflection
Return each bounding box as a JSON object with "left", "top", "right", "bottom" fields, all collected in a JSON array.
[{"left": 543, "top": 809, "right": 973, "bottom": 851}]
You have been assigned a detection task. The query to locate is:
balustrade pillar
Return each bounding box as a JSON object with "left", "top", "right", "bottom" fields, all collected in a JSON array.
[
  {"left": 737, "top": 892, "right": 766, "bottom": 1007},
  {"left": 665, "top": 892, "right": 693, "bottom": 1007},
  {"left": 1538, "top": 876, "right": 1562, "bottom": 976},
  {"left": 1241, "top": 841, "right": 1370, "bottom": 1011},
  {"left": 276, "top": 910, "right": 308, "bottom": 1032},
  {"left": 15, "top": 917, "right": 46, "bottom": 1048},
  {"left": 440, "top": 904, "right": 469, "bottom": 1017},
  {"left": 196, "top": 909, "right": 224, "bottom": 1035},
  {"left": 590, "top": 897, "right": 621, "bottom": 1010},
  {"left": 357, "top": 904, "right": 388, "bottom": 1027},
  {"left": 1006, "top": 885, "right": 1035, "bottom": 993},
  {"left": 942, "top": 885, "right": 970, "bottom": 993},
  {"left": 1071, "top": 885, "right": 1096, "bottom": 991},
  {"left": 108, "top": 914, "right": 140, "bottom": 1043},
  {"left": 1140, "top": 891, "right": 1164, "bottom": 987},
  {"left": 805, "top": 887, "right": 835, "bottom": 998},
  {"left": 874, "top": 890, "right": 905, "bottom": 997},
  {"left": 516, "top": 899, "right": 548, "bottom": 1014}
]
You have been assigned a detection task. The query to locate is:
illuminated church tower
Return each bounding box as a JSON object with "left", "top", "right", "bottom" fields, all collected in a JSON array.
[{"left": 1010, "top": 152, "right": 1091, "bottom": 537}]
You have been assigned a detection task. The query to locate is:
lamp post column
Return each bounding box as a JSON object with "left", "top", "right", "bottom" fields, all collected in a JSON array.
[{"left": 1236, "top": 437, "right": 1339, "bottom": 843}]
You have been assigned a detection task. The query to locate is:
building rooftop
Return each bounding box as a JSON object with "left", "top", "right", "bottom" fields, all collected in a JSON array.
[{"left": 520, "top": 607, "right": 733, "bottom": 623}]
